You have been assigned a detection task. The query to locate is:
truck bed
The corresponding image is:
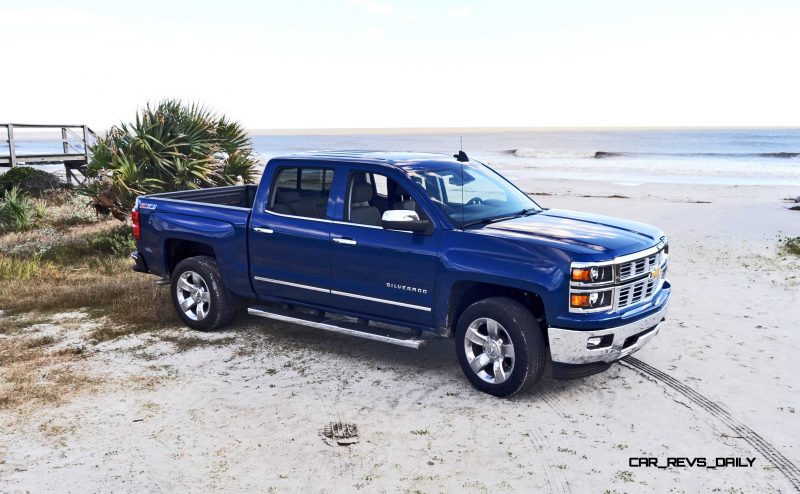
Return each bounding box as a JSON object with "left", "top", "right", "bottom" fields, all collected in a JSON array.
[
  {"left": 135, "top": 185, "right": 257, "bottom": 297},
  {"left": 149, "top": 185, "right": 258, "bottom": 209}
]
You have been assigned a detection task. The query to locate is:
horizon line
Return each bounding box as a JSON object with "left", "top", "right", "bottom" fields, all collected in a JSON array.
[{"left": 247, "top": 125, "right": 800, "bottom": 135}]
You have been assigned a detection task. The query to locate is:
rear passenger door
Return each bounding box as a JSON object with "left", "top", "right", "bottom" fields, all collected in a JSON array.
[
  {"left": 249, "top": 165, "right": 336, "bottom": 306},
  {"left": 329, "top": 167, "right": 439, "bottom": 327}
]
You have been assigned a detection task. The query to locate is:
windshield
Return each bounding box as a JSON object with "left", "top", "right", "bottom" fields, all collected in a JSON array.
[{"left": 406, "top": 161, "right": 541, "bottom": 228}]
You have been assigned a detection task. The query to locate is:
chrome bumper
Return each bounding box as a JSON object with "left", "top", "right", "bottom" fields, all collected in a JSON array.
[{"left": 548, "top": 299, "right": 669, "bottom": 364}]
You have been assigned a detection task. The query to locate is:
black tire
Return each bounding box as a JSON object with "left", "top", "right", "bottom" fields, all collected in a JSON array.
[
  {"left": 170, "top": 256, "right": 239, "bottom": 331},
  {"left": 455, "top": 297, "right": 546, "bottom": 397}
]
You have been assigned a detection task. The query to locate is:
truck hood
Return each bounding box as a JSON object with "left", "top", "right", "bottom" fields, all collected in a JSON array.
[{"left": 483, "top": 209, "right": 665, "bottom": 258}]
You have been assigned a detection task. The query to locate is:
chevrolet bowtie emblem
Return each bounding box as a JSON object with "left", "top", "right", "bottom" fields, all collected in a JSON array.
[{"left": 650, "top": 267, "right": 661, "bottom": 279}]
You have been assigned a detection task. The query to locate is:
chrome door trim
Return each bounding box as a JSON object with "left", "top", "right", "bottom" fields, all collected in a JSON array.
[
  {"left": 253, "top": 276, "right": 431, "bottom": 312},
  {"left": 331, "top": 219, "right": 414, "bottom": 234},
  {"left": 331, "top": 290, "right": 431, "bottom": 312},
  {"left": 253, "top": 276, "right": 329, "bottom": 293},
  {"left": 263, "top": 209, "right": 333, "bottom": 223}
]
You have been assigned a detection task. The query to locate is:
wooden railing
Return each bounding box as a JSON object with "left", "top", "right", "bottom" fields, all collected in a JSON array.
[{"left": 0, "top": 123, "right": 98, "bottom": 183}]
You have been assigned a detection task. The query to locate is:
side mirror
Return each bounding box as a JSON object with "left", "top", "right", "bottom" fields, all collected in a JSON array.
[{"left": 381, "top": 210, "right": 430, "bottom": 233}]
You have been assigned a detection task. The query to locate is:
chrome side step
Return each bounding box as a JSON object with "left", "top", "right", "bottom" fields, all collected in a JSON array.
[{"left": 247, "top": 305, "right": 427, "bottom": 349}]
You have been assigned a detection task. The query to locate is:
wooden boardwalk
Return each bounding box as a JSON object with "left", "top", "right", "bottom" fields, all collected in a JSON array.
[{"left": 1, "top": 123, "right": 97, "bottom": 183}]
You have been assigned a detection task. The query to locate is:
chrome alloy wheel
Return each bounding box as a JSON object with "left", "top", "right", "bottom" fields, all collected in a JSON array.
[
  {"left": 463, "top": 317, "right": 516, "bottom": 384},
  {"left": 176, "top": 270, "right": 211, "bottom": 321}
]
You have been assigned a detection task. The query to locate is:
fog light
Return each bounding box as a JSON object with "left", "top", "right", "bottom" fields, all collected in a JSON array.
[{"left": 586, "top": 334, "right": 613, "bottom": 349}]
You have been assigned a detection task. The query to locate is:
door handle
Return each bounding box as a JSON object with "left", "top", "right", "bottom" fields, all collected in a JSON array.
[
  {"left": 332, "top": 237, "right": 357, "bottom": 246},
  {"left": 253, "top": 227, "right": 274, "bottom": 234}
]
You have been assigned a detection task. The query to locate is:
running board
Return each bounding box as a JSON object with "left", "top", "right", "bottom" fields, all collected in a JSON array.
[{"left": 247, "top": 305, "right": 427, "bottom": 349}]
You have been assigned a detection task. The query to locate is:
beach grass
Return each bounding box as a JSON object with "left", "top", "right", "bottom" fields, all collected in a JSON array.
[
  {"left": 784, "top": 237, "right": 800, "bottom": 257},
  {"left": 0, "top": 337, "right": 95, "bottom": 410},
  {"left": 0, "top": 256, "right": 178, "bottom": 335},
  {"left": 0, "top": 221, "right": 178, "bottom": 411},
  {"left": 0, "top": 220, "right": 178, "bottom": 334}
]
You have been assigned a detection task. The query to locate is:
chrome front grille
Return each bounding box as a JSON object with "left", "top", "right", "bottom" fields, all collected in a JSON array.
[
  {"left": 618, "top": 251, "right": 659, "bottom": 282},
  {"left": 614, "top": 247, "right": 667, "bottom": 309},
  {"left": 617, "top": 276, "right": 660, "bottom": 309},
  {"left": 569, "top": 240, "right": 669, "bottom": 314}
]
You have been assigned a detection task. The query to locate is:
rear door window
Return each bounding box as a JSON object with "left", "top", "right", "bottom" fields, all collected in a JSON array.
[{"left": 269, "top": 167, "right": 335, "bottom": 219}]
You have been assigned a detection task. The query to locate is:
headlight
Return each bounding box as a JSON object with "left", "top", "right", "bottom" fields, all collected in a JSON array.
[
  {"left": 570, "top": 289, "right": 613, "bottom": 310},
  {"left": 571, "top": 265, "right": 613, "bottom": 283}
]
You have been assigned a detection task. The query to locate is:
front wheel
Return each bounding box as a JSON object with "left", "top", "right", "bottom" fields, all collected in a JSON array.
[
  {"left": 170, "top": 256, "right": 239, "bottom": 331},
  {"left": 455, "top": 297, "right": 546, "bottom": 397}
]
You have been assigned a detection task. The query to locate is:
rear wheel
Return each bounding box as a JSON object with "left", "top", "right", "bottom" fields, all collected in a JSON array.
[
  {"left": 171, "top": 256, "right": 239, "bottom": 331},
  {"left": 455, "top": 297, "right": 546, "bottom": 397}
]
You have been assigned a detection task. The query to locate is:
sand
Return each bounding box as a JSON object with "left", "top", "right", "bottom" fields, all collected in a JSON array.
[{"left": 1, "top": 177, "right": 799, "bottom": 493}]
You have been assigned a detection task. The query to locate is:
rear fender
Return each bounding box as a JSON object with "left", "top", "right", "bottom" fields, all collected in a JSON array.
[{"left": 150, "top": 212, "right": 254, "bottom": 297}]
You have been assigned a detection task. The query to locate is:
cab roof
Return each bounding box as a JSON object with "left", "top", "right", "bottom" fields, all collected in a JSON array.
[{"left": 269, "top": 150, "right": 471, "bottom": 170}]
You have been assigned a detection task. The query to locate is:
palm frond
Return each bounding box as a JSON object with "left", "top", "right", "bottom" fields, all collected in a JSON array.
[{"left": 83, "top": 99, "right": 258, "bottom": 218}]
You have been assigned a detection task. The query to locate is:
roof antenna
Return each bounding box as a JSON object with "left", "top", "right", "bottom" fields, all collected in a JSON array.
[
  {"left": 457, "top": 136, "right": 466, "bottom": 229},
  {"left": 453, "top": 136, "right": 469, "bottom": 162}
]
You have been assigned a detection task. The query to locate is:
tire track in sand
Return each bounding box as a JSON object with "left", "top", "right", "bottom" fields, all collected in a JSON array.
[
  {"left": 621, "top": 356, "right": 800, "bottom": 492},
  {"left": 526, "top": 425, "right": 573, "bottom": 494}
]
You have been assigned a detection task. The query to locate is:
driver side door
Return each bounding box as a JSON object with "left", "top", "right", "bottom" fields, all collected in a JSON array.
[{"left": 329, "top": 167, "right": 439, "bottom": 327}]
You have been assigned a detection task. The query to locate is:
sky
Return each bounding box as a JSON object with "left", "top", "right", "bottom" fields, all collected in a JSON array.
[{"left": 1, "top": 0, "right": 799, "bottom": 130}]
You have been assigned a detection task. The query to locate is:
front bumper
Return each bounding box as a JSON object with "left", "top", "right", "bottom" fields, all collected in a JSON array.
[{"left": 548, "top": 290, "right": 670, "bottom": 365}]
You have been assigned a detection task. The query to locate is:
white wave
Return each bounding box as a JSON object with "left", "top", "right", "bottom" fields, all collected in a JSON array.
[{"left": 511, "top": 149, "right": 596, "bottom": 158}]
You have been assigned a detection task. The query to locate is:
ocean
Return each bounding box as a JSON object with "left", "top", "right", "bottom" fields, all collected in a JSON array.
[
  {"left": 4, "top": 128, "right": 799, "bottom": 186},
  {"left": 250, "top": 128, "right": 800, "bottom": 186}
]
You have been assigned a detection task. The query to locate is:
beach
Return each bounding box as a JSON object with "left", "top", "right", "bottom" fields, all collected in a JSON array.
[
  {"left": 4, "top": 0, "right": 799, "bottom": 488},
  {"left": 1, "top": 167, "right": 798, "bottom": 492}
]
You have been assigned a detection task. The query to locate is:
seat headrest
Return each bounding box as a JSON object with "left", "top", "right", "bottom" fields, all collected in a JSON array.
[
  {"left": 351, "top": 183, "right": 373, "bottom": 203},
  {"left": 275, "top": 190, "right": 300, "bottom": 204},
  {"left": 393, "top": 199, "right": 416, "bottom": 211}
]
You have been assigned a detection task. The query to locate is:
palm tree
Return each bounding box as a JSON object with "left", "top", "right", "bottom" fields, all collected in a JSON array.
[{"left": 83, "top": 100, "right": 258, "bottom": 219}]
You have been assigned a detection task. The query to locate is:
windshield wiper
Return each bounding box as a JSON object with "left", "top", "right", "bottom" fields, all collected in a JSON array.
[
  {"left": 462, "top": 208, "right": 540, "bottom": 229},
  {"left": 462, "top": 215, "right": 517, "bottom": 228}
]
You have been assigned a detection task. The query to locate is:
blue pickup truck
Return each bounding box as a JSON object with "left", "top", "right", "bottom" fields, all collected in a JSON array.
[{"left": 131, "top": 151, "right": 670, "bottom": 397}]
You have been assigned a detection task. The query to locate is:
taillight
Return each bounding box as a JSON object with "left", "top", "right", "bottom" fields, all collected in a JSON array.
[{"left": 132, "top": 209, "right": 141, "bottom": 240}]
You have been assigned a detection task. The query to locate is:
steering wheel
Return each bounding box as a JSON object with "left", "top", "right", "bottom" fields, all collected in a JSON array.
[
  {"left": 430, "top": 197, "right": 455, "bottom": 215},
  {"left": 466, "top": 197, "right": 484, "bottom": 206}
]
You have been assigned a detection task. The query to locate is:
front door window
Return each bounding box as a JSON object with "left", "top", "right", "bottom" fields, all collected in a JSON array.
[{"left": 345, "top": 171, "right": 430, "bottom": 226}]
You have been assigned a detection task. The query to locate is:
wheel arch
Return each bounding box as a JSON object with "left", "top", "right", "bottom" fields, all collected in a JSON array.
[
  {"left": 443, "top": 280, "right": 548, "bottom": 338},
  {"left": 163, "top": 238, "right": 217, "bottom": 275}
]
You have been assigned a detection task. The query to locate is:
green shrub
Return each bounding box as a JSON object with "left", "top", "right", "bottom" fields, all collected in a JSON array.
[
  {"left": 0, "top": 187, "right": 41, "bottom": 232},
  {"left": 33, "top": 198, "right": 46, "bottom": 222},
  {"left": 785, "top": 237, "right": 800, "bottom": 257},
  {"left": 41, "top": 224, "right": 134, "bottom": 263},
  {"left": 0, "top": 167, "right": 62, "bottom": 197},
  {"left": 90, "top": 225, "right": 136, "bottom": 256},
  {"left": 83, "top": 99, "right": 257, "bottom": 219},
  {"left": 48, "top": 194, "right": 98, "bottom": 227}
]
